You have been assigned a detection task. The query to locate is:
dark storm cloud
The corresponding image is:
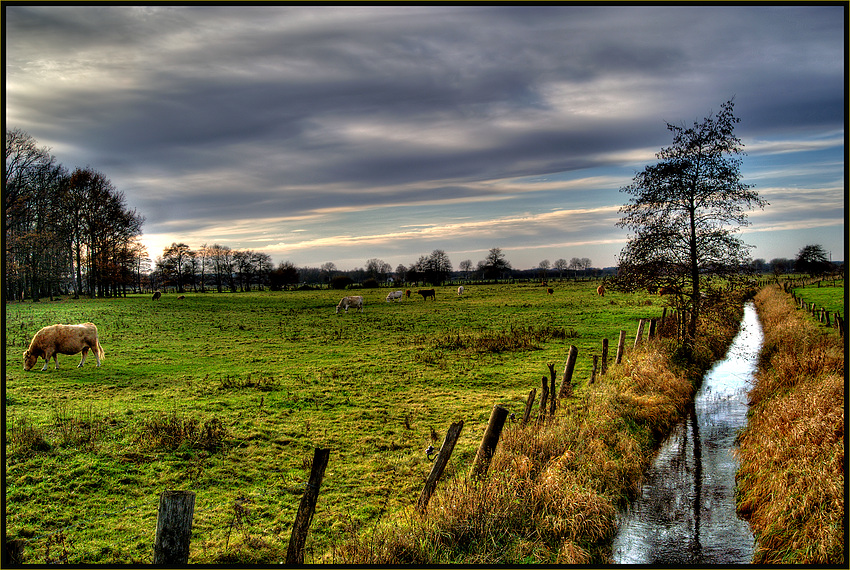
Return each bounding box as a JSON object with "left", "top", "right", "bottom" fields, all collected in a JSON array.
[{"left": 5, "top": 4, "right": 844, "bottom": 266}]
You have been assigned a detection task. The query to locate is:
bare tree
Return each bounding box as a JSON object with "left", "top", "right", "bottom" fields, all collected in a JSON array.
[{"left": 614, "top": 99, "right": 766, "bottom": 338}]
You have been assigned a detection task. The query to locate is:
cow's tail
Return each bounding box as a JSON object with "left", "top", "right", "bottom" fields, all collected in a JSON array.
[{"left": 95, "top": 335, "right": 105, "bottom": 362}]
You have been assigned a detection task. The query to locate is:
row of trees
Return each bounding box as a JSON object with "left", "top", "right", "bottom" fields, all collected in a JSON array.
[
  {"left": 5, "top": 129, "right": 145, "bottom": 301},
  {"left": 148, "top": 245, "right": 602, "bottom": 292}
]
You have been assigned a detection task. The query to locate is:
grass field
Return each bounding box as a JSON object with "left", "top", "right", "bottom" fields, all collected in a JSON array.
[
  {"left": 5, "top": 281, "right": 671, "bottom": 563},
  {"left": 790, "top": 279, "right": 845, "bottom": 321}
]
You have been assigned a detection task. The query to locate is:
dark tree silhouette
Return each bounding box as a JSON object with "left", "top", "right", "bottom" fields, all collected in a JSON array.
[{"left": 613, "top": 100, "right": 766, "bottom": 339}]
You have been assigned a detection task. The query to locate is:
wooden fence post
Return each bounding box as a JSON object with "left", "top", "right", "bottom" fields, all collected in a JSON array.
[
  {"left": 648, "top": 318, "right": 657, "bottom": 339},
  {"left": 286, "top": 448, "right": 330, "bottom": 564},
  {"left": 522, "top": 388, "right": 537, "bottom": 425},
  {"left": 589, "top": 355, "right": 599, "bottom": 384},
  {"left": 601, "top": 339, "right": 609, "bottom": 375},
  {"left": 633, "top": 319, "right": 646, "bottom": 348},
  {"left": 537, "top": 376, "right": 549, "bottom": 421},
  {"left": 153, "top": 490, "right": 196, "bottom": 565},
  {"left": 615, "top": 330, "right": 626, "bottom": 364},
  {"left": 470, "top": 405, "right": 509, "bottom": 479},
  {"left": 417, "top": 421, "right": 464, "bottom": 513},
  {"left": 559, "top": 346, "right": 579, "bottom": 397},
  {"left": 547, "top": 363, "right": 557, "bottom": 417}
]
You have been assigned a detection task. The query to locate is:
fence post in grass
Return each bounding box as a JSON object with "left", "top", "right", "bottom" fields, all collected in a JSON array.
[
  {"left": 660, "top": 307, "right": 667, "bottom": 337},
  {"left": 286, "top": 448, "right": 330, "bottom": 565},
  {"left": 417, "top": 420, "right": 464, "bottom": 513},
  {"left": 634, "top": 319, "right": 646, "bottom": 348},
  {"left": 470, "top": 405, "right": 509, "bottom": 480},
  {"left": 537, "top": 376, "right": 549, "bottom": 421},
  {"left": 522, "top": 388, "right": 537, "bottom": 426},
  {"left": 601, "top": 339, "right": 609, "bottom": 375},
  {"left": 559, "top": 345, "right": 579, "bottom": 397},
  {"left": 616, "top": 330, "right": 626, "bottom": 364},
  {"left": 590, "top": 355, "right": 599, "bottom": 384},
  {"left": 648, "top": 318, "right": 657, "bottom": 340},
  {"left": 547, "top": 363, "right": 557, "bottom": 416},
  {"left": 153, "top": 490, "right": 196, "bottom": 564}
]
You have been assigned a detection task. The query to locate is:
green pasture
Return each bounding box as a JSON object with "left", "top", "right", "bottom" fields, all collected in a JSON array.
[
  {"left": 5, "top": 282, "right": 667, "bottom": 563},
  {"left": 791, "top": 280, "right": 845, "bottom": 319}
]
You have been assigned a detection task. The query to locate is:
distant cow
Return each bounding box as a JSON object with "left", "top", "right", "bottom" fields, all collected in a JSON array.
[
  {"left": 596, "top": 284, "right": 605, "bottom": 297},
  {"left": 457, "top": 286, "right": 464, "bottom": 296},
  {"left": 386, "top": 290, "right": 403, "bottom": 302},
  {"left": 417, "top": 289, "right": 436, "bottom": 301},
  {"left": 177, "top": 295, "right": 185, "bottom": 300},
  {"left": 405, "top": 289, "right": 411, "bottom": 298},
  {"left": 658, "top": 286, "right": 677, "bottom": 296},
  {"left": 547, "top": 288, "right": 554, "bottom": 295},
  {"left": 336, "top": 295, "right": 364, "bottom": 313},
  {"left": 24, "top": 323, "right": 104, "bottom": 371},
  {"left": 152, "top": 290, "right": 162, "bottom": 300}
]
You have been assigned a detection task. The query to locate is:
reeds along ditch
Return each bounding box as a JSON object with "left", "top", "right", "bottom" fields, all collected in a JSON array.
[
  {"left": 735, "top": 285, "right": 844, "bottom": 564},
  {"left": 331, "top": 295, "right": 747, "bottom": 564}
]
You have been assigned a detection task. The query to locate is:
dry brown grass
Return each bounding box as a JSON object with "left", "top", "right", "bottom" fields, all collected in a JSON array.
[{"left": 735, "top": 285, "right": 845, "bottom": 564}]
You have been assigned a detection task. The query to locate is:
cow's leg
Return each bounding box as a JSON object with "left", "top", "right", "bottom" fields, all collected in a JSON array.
[
  {"left": 78, "top": 347, "right": 89, "bottom": 367},
  {"left": 41, "top": 357, "right": 49, "bottom": 372}
]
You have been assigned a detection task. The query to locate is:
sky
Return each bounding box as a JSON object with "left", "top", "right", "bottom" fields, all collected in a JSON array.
[{"left": 5, "top": 4, "right": 845, "bottom": 271}]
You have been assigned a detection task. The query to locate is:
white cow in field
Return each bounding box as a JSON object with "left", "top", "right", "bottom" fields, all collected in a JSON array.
[
  {"left": 457, "top": 286, "right": 464, "bottom": 296},
  {"left": 336, "top": 295, "right": 364, "bottom": 313},
  {"left": 24, "top": 323, "right": 104, "bottom": 371},
  {"left": 386, "top": 290, "right": 403, "bottom": 302}
]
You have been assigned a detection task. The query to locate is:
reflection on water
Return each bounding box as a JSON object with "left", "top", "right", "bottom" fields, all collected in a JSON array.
[{"left": 611, "top": 302, "right": 762, "bottom": 564}]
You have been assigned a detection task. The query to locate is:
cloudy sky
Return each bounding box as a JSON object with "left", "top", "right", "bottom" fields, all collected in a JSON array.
[{"left": 5, "top": 4, "right": 845, "bottom": 270}]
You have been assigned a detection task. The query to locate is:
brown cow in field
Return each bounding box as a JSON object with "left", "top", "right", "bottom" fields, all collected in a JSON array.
[
  {"left": 658, "top": 286, "right": 677, "bottom": 296},
  {"left": 24, "top": 323, "right": 104, "bottom": 371},
  {"left": 547, "top": 288, "right": 554, "bottom": 295},
  {"left": 417, "top": 289, "right": 436, "bottom": 301},
  {"left": 596, "top": 284, "right": 605, "bottom": 297},
  {"left": 152, "top": 290, "right": 162, "bottom": 300}
]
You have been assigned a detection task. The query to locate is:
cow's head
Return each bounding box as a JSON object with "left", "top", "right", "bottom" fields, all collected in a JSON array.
[{"left": 23, "top": 350, "right": 37, "bottom": 371}]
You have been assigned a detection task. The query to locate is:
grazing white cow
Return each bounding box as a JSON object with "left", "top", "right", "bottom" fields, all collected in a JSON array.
[
  {"left": 386, "top": 290, "right": 403, "bottom": 302},
  {"left": 336, "top": 295, "right": 364, "bottom": 313},
  {"left": 24, "top": 323, "right": 104, "bottom": 371},
  {"left": 457, "top": 286, "right": 464, "bottom": 296}
]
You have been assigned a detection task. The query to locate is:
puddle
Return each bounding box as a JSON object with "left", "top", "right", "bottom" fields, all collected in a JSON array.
[{"left": 611, "top": 302, "right": 762, "bottom": 564}]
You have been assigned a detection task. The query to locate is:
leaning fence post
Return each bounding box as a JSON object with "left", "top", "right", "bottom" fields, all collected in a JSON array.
[
  {"left": 286, "top": 448, "right": 330, "bottom": 564},
  {"left": 522, "top": 388, "right": 537, "bottom": 425},
  {"left": 616, "top": 330, "right": 626, "bottom": 364},
  {"left": 470, "top": 405, "right": 509, "bottom": 479},
  {"left": 154, "top": 490, "right": 196, "bottom": 564},
  {"left": 559, "top": 346, "right": 579, "bottom": 397},
  {"left": 634, "top": 319, "right": 646, "bottom": 348},
  {"left": 417, "top": 421, "right": 464, "bottom": 513}
]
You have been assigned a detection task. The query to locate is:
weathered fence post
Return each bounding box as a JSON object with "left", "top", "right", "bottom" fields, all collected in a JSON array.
[
  {"left": 470, "top": 405, "right": 510, "bottom": 479},
  {"left": 547, "top": 363, "right": 557, "bottom": 416},
  {"left": 522, "top": 388, "right": 537, "bottom": 425},
  {"left": 537, "top": 376, "right": 549, "bottom": 421},
  {"left": 615, "top": 330, "right": 626, "bottom": 364},
  {"left": 153, "top": 490, "right": 196, "bottom": 565},
  {"left": 660, "top": 307, "right": 667, "bottom": 337},
  {"left": 417, "top": 421, "right": 464, "bottom": 513},
  {"left": 633, "top": 319, "right": 646, "bottom": 348},
  {"left": 286, "top": 448, "right": 330, "bottom": 565},
  {"left": 601, "top": 339, "right": 609, "bottom": 375},
  {"left": 559, "top": 346, "right": 578, "bottom": 397},
  {"left": 589, "top": 355, "right": 599, "bottom": 384},
  {"left": 648, "top": 318, "right": 657, "bottom": 339}
]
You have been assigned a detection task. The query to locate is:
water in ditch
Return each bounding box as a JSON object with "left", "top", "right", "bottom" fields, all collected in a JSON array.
[{"left": 611, "top": 301, "right": 762, "bottom": 564}]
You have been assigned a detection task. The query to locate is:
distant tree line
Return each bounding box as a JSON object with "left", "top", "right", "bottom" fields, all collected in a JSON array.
[{"left": 5, "top": 129, "right": 145, "bottom": 301}]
